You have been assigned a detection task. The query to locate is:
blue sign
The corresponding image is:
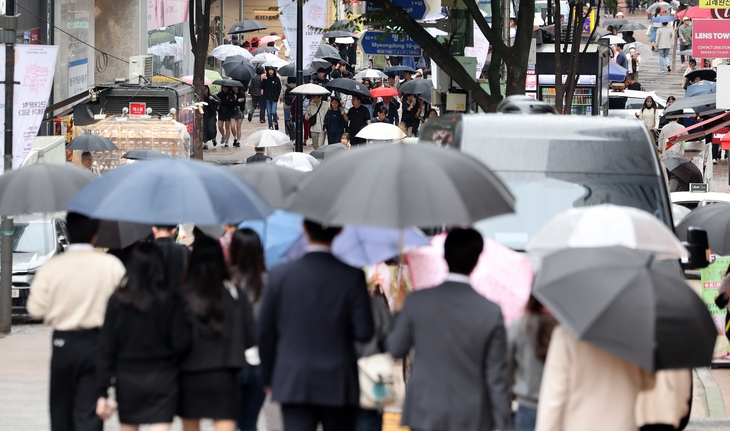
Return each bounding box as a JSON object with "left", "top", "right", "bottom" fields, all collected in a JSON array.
[
  {"left": 365, "top": 0, "right": 428, "bottom": 20},
  {"left": 360, "top": 31, "right": 422, "bottom": 56}
]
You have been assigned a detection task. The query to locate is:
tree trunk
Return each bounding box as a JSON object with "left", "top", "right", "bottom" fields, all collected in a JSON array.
[
  {"left": 189, "top": 0, "right": 212, "bottom": 160},
  {"left": 504, "top": 0, "right": 534, "bottom": 96}
]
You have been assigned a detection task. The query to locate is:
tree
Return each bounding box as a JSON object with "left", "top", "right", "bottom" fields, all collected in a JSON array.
[
  {"left": 188, "top": 0, "right": 214, "bottom": 160},
  {"left": 363, "top": 0, "right": 536, "bottom": 112}
]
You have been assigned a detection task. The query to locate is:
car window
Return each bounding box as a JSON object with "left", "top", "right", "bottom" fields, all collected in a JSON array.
[{"left": 12, "top": 223, "right": 55, "bottom": 254}]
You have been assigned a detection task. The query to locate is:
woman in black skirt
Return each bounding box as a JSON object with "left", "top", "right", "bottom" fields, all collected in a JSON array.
[
  {"left": 179, "top": 230, "right": 255, "bottom": 431},
  {"left": 96, "top": 242, "right": 191, "bottom": 431},
  {"left": 202, "top": 85, "right": 220, "bottom": 150}
]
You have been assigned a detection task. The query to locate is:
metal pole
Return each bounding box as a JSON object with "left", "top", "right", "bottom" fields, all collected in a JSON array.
[
  {"left": 295, "top": 0, "right": 303, "bottom": 152},
  {"left": 240, "top": 0, "right": 244, "bottom": 21},
  {"left": 0, "top": 1, "right": 17, "bottom": 334}
]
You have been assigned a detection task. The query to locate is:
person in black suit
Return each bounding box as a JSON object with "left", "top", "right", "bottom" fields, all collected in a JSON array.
[
  {"left": 246, "top": 147, "right": 272, "bottom": 164},
  {"left": 258, "top": 220, "right": 374, "bottom": 431},
  {"left": 387, "top": 228, "right": 512, "bottom": 431}
]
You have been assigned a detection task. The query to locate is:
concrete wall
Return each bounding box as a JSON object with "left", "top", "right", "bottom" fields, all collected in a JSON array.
[
  {"left": 94, "top": 0, "right": 144, "bottom": 83},
  {"left": 53, "top": 0, "right": 96, "bottom": 105}
]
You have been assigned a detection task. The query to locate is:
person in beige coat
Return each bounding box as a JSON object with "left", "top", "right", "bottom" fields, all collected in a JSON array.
[
  {"left": 536, "top": 326, "right": 655, "bottom": 431},
  {"left": 636, "top": 369, "right": 692, "bottom": 430}
]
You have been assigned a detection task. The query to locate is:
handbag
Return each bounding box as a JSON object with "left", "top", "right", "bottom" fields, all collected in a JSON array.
[
  {"left": 358, "top": 353, "right": 397, "bottom": 409},
  {"left": 308, "top": 102, "right": 323, "bottom": 127}
]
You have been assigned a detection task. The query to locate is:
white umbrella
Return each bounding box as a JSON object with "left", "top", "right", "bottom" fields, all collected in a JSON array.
[
  {"left": 356, "top": 123, "right": 406, "bottom": 140},
  {"left": 244, "top": 130, "right": 291, "bottom": 148},
  {"left": 147, "top": 43, "right": 182, "bottom": 60},
  {"left": 272, "top": 152, "right": 321, "bottom": 172},
  {"left": 646, "top": 2, "right": 671, "bottom": 14},
  {"left": 251, "top": 53, "right": 288, "bottom": 68},
  {"left": 526, "top": 204, "right": 688, "bottom": 260},
  {"left": 211, "top": 44, "right": 253, "bottom": 61},
  {"left": 290, "top": 83, "right": 332, "bottom": 96},
  {"left": 354, "top": 69, "right": 389, "bottom": 80},
  {"left": 600, "top": 35, "right": 627, "bottom": 45},
  {"left": 335, "top": 37, "right": 355, "bottom": 44}
]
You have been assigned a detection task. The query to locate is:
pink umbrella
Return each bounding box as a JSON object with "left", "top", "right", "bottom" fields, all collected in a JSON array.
[
  {"left": 405, "top": 233, "right": 533, "bottom": 325},
  {"left": 180, "top": 75, "right": 212, "bottom": 85},
  {"left": 260, "top": 35, "right": 281, "bottom": 45}
]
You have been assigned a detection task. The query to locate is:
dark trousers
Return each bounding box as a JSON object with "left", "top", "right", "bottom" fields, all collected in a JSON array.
[
  {"left": 250, "top": 95, "right": 266, "bottom": 121},
  {"left": 237, "top": 365, "right": 266, "bottom": 431},
  {"left": 281, "top": 403, "right": 357, "bottom": 431},
  {"left": 680, "top": 44, "right": 691, "bottom": 63},
  {"left": 50, "top": 329, "right": 103, "bottom": 431},
  {"left": 327, "top": 132, "right": 343, "bottom": 145},
  {"left": 355, "top": 408, "right": 382, "bottom": 431}
]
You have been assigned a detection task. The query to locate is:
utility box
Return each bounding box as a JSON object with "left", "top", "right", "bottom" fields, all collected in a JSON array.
[{"left": 129, "top": 55, "right": 154, "bottom": 85}]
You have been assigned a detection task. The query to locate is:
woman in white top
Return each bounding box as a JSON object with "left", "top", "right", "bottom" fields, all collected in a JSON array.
[{"left": 635, "top": 96, "right": 659, "bottom": 142}]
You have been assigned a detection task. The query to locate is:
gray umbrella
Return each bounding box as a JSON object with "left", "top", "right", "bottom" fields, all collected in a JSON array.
[
  {"left": 0, "top": 163, "right": 96, "bottom": 215},
  {"left": 228, "top": 19, "right": 268, "bottom": 34},
  {"left": 617, "top": 22, "right": 647, "bottom": 31},
  {"left": 676, "top": 203, "right": 730, "bottom": 255},
  {"left": 278, "top": 63, "right": 316, "bottom": 77},
  {"left": 212, "top": 79, "right": 245, "bottom": 88},
  {"left": 533, "top": 246, "right": 715, "bottom": 371},
  {"left": 227, "top": 61, "right": 256, "bottom": 81},
  {"left": 95, "top": 220, "right": 153, "bottom": 249},
  {"left": 399, "top": 79, "right": 434, "bottom": 95},
  {"left": 602, "top": 18, "right": 628, "bottom": 27},
  {"left": 311, "top": 58, "right": 333, "bottom": 71},
  {"left": 67, "top": 135, "right": 118, "bottom": 151},
  {"left": 122, "top": 150, "right": 170, "bottom": 160},
  {"left": 311, "top": 143, "right": 348, "bottom": 161},
  {"left": 323, "top": 30, "right": 358, "bottom": 39},
  {"left": 251, "top": 46, "right": 279, "bottom": 56},
  {"left": 316, "top": 44, "right": 341, "bottom": 59},
  {"left": 286, "top": 143, "right": 515, "bottom": 228},
  {"left": 228, "top": 163, "right": 306, "bottom": 209}
]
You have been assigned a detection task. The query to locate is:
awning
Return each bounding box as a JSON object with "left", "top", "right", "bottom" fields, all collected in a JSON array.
[
  {"left": 667, "top": 111, "right": 730, "bottom": 148},
  {"left": 608, "top": 61, "right": 628, "bottom": 82}
]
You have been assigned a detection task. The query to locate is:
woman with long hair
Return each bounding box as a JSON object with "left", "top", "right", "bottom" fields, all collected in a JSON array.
[
  {"left": 508, "top": 295, "right": 558, "bottom": 431},
  {"left": 217, "top": 86, "right": 235, "bottom": 147},
  {"left": 228, "top": 229, "right": 268, "bottom": 431},
  {"left": 96, "top": 243, "right": 191, "bottom": 431},
  {"left": 635, "top": 96, "right": 659, "bottom": 141},
  {"left": 229, "top": 86, "right": 246, "bottom": 148},
  {"left": 178, "top": 231, "right": 255, "bottom": 431},
  {"left": 202, "top": 85, "right": 220, "bottom": 150}
]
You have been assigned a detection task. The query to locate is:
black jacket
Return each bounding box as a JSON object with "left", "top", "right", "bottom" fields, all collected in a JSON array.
[
  {"left": 258, "top": 252, "right": 374, "bottom": 406},
  {"left": 154, "top": 238, "right": 190, "bottom": 292},
  {"left": 263, "top": 74, "right": 282, "bottom": 102}
]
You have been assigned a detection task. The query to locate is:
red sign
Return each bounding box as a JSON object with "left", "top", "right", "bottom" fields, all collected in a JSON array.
[
  {"left": 693, "top": 19, "right": 730, "bottom": 58},
  {"left": 711, "top": 8, "right": 730, "bottom": 18},
  {"left": 29, "top": 28, "right": 40, "bottom": 45},
  {"left": 713, "top": 127, "right": 729, "bottom": 144},
  {"left": 129, "top": 102, "right": 147, "bottom": 116}
]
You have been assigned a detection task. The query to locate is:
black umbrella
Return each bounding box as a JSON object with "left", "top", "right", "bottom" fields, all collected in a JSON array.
[
  {"left": 399, "top": 79, "right": 434, "bottom": 95},
  {"left": 311, "top": 58, "right": 333, "bottom": 71},
  {"left": 311, "top": 143, "right": 348, "bottom": 161},
  {"left": 323, "top": 30, "right": 358, "bottom": 39},
  {"left": 325, "top": 79, "right": 371, "bottom": 98},
  {"left": 278, "top": 63, "right": 316, "bottom": 77},
  {"left": 228, "top": 163, "right": 306, "bottom": 209},
  {"left": 0, "top": 164, "right": 95, "bottom": 215},
  {"left": 212, "top": 79, "right": 245, "bottom": 87},
  {"left": 228, "top": 19, "right": 267, "bottom": 34},
  {"left": 252, "top": 46, "right": 279, "bottom": 56},
  {"left": 676, "top": 203, "right": 730, "bottom": 255},
  {"left": 533, "top": 246, "right": 715, "bottom": 371},
  {"left": 286, "top": 143, "right": 514, "bottom": 228},
  {"left": 227, "top": 62, "right": 256, "bottom": 81},
  {"left": 603, "top": 18, "right": 629, "bottom": 27},
  {"left": 661, "top": 155, "right": 703, "bottom": 184},
  {"left": 316, "top": 44, "right": 341, "bottom": 59},
  {"left": 222, "top": 55, "right": 248, "bottom": 74},
  {"left": 384, "top": 65, "right": 417, "bottom": 75},
  {"left": 418, "top": 89, "right": 432, "bottom": 104},
  {"left": 617, "top": 22, "right": 647, "bottom": 31},
  {"left": 68, "top": 135, "right": 118, "bottom": 151},
  {"left": 685, "top": 68, "right": 717, "bottom": 83},
  {"left": 95, "top": 220, "right": 153, "bottom": 249},
  {"left": 121, "top": 150, "right": 171, "bottom": 160}
]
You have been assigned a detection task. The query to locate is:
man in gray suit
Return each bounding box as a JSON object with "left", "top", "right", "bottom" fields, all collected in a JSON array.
[{"left": 387, "top": 228, "right": 512, "bottom": 431}]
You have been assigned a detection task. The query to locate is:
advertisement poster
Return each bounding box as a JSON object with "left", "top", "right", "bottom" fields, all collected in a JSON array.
[
  {"left": 700, "top": 255, "right": 730, "bottom": 363},
  {"left": 0, "top": 45, "right": 59, "bottom": 172},
  {"left": 278, "top": 0, "right": 326, "bottom": 69},
  {"left": 465, "top": 20, "right": 490, "bottom": 79},
  {"left": 692, "top": 19, "right": 730, "bottom": 58},
  {"left": 147, "top": 0, "right": 190, "bottom": 30}
]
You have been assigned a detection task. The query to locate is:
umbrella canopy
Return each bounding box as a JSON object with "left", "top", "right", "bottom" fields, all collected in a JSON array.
[
  {"left": 251, "top": 53, "right": 287, "bottom": 68},
  {"left": 599, "top": 35, "right": 627, "bottom": 45},
  {"left": 603, "top": 18, "right": 629, "bottom": 26},
  {"left": 356, "top": 123, "right": 406, "bottom": 140},
  {"left": 286, "top": 144, "right": 515, "bottom": 228},
  {"left": 332, "top": 226, "right": 430, "bottom": 268},
  {"left": 335, "top": 37, "right": 355, "bottom": 44},
  {"left": 676, "top": 203, "right": 730, "bottom": 255},
  {"left": 226, "top": 61, "right": 257, "bottom": 81},
  {"left": 278, "top": 63, "right": 315, "bottom": 77},
  {"left": 685, "top": 68, "right": 717, "bottom": 83},
  {"left": 406, "top": 233, "right": 533, "bottom": 325},
  {"left": 662, "top": 155, "right": 703, "bottom": 184},
  {"left": 121, "top": 149, "right": 171, "bottom": 160},
  {"left": 205, "top": 70, "right": 223, "bottom": 93},
  {"left": 211, "top": 44, "right": 253, "bottom": 61},
  {"left": 533, "top": 246, "right": 716, "bottom": 371},
  {"left": 398, "top": 79, "right": 434, "bottom": 95},
  {"left": 228, "top": 163, "right": 306, "bottom": 209},
  {"left": 290, "top": 83, "right": 332, "bottom": 96},
  {"left": 369, "top": 87, "right": 400, "bottom": 98},
  {"left": 95, "top": 220, "right": 153, "bottom": 249},
  {"left": 608, "top": 61, "right": 629, "bottom": 81},
  {"left": 180, "top": 75, "right": 212, "bottom": 85},
  {"left": 418, "top": 90, "right": 432, "bottom": 104},
  {"left": 647, "top": 2, "right": 672, "bottom": 13},
  {"left": 228, "top": 19, "right": 268, "bottom": 34},
  {"left": 525, "top": 204, "right": 688, "bottom": 260},
  {"left": 355, "top": 69, "right": 389, "bottom": 81},
  {"left": 311, "top": 58, "right": 333, "bottom": 71},
  {"left": 685, "top": 80, "right": 717, "bottom": 97},
  {"left": 244, "top": 129, "right": 291, "bottom": 148},
  {"left": 650, "top": 15, "right": 677, "bottom": 23},
  {"left": 311, "top": 143, "right": 349, "bottom": 161},
  {"left": 212, "top": 79, "right": 245, "bottom": 88},
  {"left": 323, "top": 30, "right": 358, "bottom": 39},
  {"left": 664, "top": 93, "right": 716, "bottom": 116},
  {"left": 68, "top": 135, "right": 118, "bottom": 151},
  {"left": 222, "top": 55, "right": 249, "bottom": 74},
  {"left": 66, "top": 158, "right": 273, "bottom": 225},
  {"left": 316, "top": 44, "right": 341, "bottom": 59},
  {"left": 384, "top": 65, "right": 417, "bottom": 74},
  {"left": 273, "top": 152, "right": 321, "bottom": 172},
  {"left": 239, "top": 210, "right": 303, "bottom": 269},
  {"left": 675, "top": 6, "right": 712, "bottom": 19},
  {"left": 251, "top": 46, "right": 280, "bottom": 56},
  {"left": 325, "top": 79, "right": 372, "bottom": 98},
  {"left": 0, "top": 164, "right": 95, "bottom": 216},
  {"left": 260, "top": 35, "right": 281, "bottom": 44},
  {"left": 617, "top": 22, "right": 647, "bottom": 31}
]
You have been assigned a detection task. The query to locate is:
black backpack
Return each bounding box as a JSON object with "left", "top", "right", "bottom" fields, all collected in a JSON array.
[{"left": 284, "top": 86, "right": 295, "bottom": 106}]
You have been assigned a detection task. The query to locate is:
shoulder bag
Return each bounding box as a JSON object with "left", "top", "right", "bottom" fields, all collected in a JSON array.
[
  {"left": 358, "top": 353, "right": 397, "bottom": 409},
  {"left": 309, "top": 102, "right": 323, "bottom": 127}
]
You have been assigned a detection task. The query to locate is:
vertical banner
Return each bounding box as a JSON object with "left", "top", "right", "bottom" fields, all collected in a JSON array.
[
  {"left": 68, "top": 58, "right": 89, "bottom": 97},
  {"left": 0, "top": 45, "right": 59, "bottom": 172},
  {"left": 278, "top": 0, "right": 326, "bottom": 69},
  {"left": 700, "top": 255, "right": 730, "bottom": 363},
  {"left": 465, "top": 20, "right": 490, "bottom": 79}
]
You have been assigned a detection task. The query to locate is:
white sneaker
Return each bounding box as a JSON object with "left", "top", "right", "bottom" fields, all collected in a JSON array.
[{"left": 713, "top": 159, "right": 718, "bottom": 164}]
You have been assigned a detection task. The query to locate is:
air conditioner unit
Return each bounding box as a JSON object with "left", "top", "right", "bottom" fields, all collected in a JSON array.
[{"left": 129, "top": 55, "right": 153, "bottom": 85}]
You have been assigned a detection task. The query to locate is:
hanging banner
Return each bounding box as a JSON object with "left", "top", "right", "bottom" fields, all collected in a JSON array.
[
  {"left": 465, "top": 20, "right": 490, "bottom": 79},
  {"left": 278, "top": 0, "right": 326, "bottom": 69},
  {"left": 700, "top": 255, "right": 730, "bottom": 364},
  {"left": 147, "top": 0, "right": 190, "bottom": 30},
  {"left": 0, "top": 45, "right": 59, "bottom": 172}
]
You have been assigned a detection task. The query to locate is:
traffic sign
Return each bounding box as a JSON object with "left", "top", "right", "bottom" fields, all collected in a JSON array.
[
  {"left": 360, "top": 31, "right": 422, "bottom": 56},
  {"left": 365, "top": 0, "right": 429, "bottom": 20},
  {"left": 711, "top": 8, "right": 730, "bottom": 18}
]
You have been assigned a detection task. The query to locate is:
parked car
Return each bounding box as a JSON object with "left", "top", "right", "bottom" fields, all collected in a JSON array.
[
  {"left": 7, "top": 214, "right": 69, "bottom": 314},
  {"left": 608, "top": 89, "right": 668, "bottom": 119}
]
